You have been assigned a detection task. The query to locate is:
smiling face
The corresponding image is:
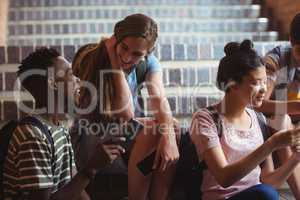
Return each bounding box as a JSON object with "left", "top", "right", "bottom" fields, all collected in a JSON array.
[
  {"left": 115, "top": 36, "right": 149, "bottom": 71},
  {"left": 53, "top": 56, "right": 81, "bottom": 106},
  {"left": 234, "top": 66, "right": 267, "bottom": 107}
]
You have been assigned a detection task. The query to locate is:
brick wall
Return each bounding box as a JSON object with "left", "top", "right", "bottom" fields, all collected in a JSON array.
[
  {"left": 0, "top": 0, "right": 9, "bottom": 45},
  {"left": 264, "top": 0, "right": 300, "bottom": 40}
]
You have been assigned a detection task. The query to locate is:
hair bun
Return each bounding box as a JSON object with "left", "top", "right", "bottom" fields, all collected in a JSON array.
[
  {"left": 224, "top": 42, "right": 240, "bottom": 56},
  {"left": 240, "top": 39, "right": 254, "bottom": 51}
]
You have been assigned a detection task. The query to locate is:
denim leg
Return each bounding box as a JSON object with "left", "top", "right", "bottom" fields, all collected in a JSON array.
[{"left": 227, "top": 184, "right": 279, "bottom": 200}]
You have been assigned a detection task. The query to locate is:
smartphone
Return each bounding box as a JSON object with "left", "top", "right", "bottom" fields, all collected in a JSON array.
[{"left": 136, "top": 151, "right": 156, "bottom": 176}]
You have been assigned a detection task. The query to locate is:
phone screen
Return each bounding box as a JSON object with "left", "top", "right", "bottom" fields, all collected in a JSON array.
[{"left": 136, "top": 151, "right": 156, "bottom": 176}]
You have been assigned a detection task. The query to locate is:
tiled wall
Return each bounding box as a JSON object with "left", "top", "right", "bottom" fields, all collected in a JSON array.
[
  {"left": 9, "top": 0, "right": 253, "bottom": 7},
  {"left": 7, "top": 1, "right": 277, "bottom": 46},
  {"left": 0, "top": 41, "right": 288, "bottom": 66},
  {"left": 0, "top": 41, "right": 288, "bottom": 121},
  {"left": 9, "top": 19, "right": 268, "bottom": 34},
  {"left": 9, "top": 6, "right": 260, "bottom": 21}
]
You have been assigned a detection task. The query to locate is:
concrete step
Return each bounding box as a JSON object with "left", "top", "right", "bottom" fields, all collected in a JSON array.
[
  {"left": 158, "top": 32, "right": 278, "bottom": 44},
  {"left": 9, "top": 0, "right": 253, "bottom": 7},
  {"left": 0, "top": 62, "right": 219, "bottom": 90},
  {"left": 8, "top": 18, "right": 269, "bottom": 34},
  {"left": 9, "top": 5, "right": 261, "bottom": 21},
  {"left": 7, "top": 32, "right": 278, "bottom": 46},
  {"left": 0, "top": 88, "right": 222, "bottom": 122},
  {"left": 155, "top": 42, "right": 287, "bottom": 61},
  {"left": 0, "top": 41, "right": 287, "bottom": 94},
  {"left": 142, "top": 86, "right": 223, "bottom": 116},
  {"left": 0, "top": 41, "right": 288, "bottom": 122},
  {"left": 0, "top": 43, "right": 287, "bottom": 66},
  {"left": 0, "top": 66, "right": 219, "bottom": 93}
]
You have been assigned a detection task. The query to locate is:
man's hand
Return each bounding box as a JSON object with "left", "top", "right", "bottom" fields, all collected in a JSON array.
[
  {"left": 153, "top": 134, "right": 179, "bottom": 172},
  {"left": 85, "top": 135, "right": 126, "bottom": 174}
]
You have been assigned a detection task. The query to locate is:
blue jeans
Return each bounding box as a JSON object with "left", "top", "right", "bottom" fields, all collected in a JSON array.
[{"left": 227, "top": 184, "right": 279, "bottom": 200}]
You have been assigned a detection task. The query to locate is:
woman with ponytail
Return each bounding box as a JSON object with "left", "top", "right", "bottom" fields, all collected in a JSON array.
[
  {"left": 72, "top": 14, "right": 179, "bottom": 200},
  {"left": 190, "top": 40, "right": 300, "bottom": 200}
]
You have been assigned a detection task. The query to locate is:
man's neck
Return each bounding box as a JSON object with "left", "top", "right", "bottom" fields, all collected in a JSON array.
[
  {"left": 36, "top": 113, "right": 57, "bottom": 126},
  {"left": 38, "top": 112, "right": 68, "bottom": 126}
]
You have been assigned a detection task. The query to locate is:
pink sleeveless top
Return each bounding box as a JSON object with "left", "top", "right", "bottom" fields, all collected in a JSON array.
[{"left": 190, "top": 108, "right": 264, "bottom": 200}]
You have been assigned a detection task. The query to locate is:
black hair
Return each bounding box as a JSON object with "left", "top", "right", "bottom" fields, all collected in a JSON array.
[
  {"left": 290, "top": 12, "right": 300, "bottom": 45},
  {"left": 17, "top": 48, "right": 60, "bottom": 108},
  {"left": 216, "top": 39, "right": 264, "bottom": 92}
]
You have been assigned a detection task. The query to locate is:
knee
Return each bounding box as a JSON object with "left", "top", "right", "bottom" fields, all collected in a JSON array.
[{"left": 255, "top": 184, "right": 279, "bottom": 200}]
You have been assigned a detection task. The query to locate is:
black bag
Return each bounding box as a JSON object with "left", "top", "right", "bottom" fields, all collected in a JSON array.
[{"left": 0, "top": 116, "right": 54, "bottom": 198}]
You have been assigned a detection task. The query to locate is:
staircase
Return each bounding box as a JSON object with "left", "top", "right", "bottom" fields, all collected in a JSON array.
[
  {"left": 1, "top": 0, "right": 285, "bottom": 124},
  {"left": 7, "top": 0, "right": 278, "bottom": 46},
  {"left": 0, "top": 0, "right": 295, "bottom": 199}
]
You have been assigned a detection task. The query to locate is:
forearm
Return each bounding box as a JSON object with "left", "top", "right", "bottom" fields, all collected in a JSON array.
[
  {"left": 262, "top": 154, "right": 300, "bottom": 188},
  {"left": 50, "top": 169, "right": 93, "bottom": 200},
  {"left": 287, "top": 101, "right": 300, "bottom": 115},
  {"left": 219, "top": 140, "right": 275, "bottom": 187},
  {"left": 152, "top": 96, "right": 176, "bottom": 140},
  {"left": 257, "top": 100, "right": 300, "bottom": 115},
  {"left": 111, "top": 69, "right": 134, "bottom": 120}
]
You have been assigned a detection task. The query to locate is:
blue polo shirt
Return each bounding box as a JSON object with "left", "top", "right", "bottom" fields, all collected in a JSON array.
[{"left": 125, "top": 53, "right": 162, "bottom": 116}]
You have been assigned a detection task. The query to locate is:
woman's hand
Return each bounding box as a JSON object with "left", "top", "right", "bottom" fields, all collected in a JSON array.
[
  {"left": 269, "top": 127, "right": 300, "bottom": 150},
  {"left": 105, "top": 36, "right": 121, "bottom": 70},
  {"left": 153, "top": 134, "right": 179, "bottom": 172}
]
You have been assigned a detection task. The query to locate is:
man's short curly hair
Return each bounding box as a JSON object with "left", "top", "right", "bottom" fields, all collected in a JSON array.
[{"left": 18, "top": 48, "right": 60, "bottom": 108}]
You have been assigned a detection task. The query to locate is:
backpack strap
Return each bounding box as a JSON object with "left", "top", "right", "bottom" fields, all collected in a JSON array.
[
  {"left": 135, "top": 60, "right": 148, "bottom": 86},
  {"left": 20, "top": 116, "right": 54, "bottom": 147},
  {"left": 254, "top": 111, "right": 270, "bottom": 141},
  {"left": 206, "top": 107, "right": 270, "bottom": 141},
  {"left": 0, "top": 120, "right": 19, "bottom": 198},
  {"left": 206, "top": 106, "right": 223, "bottom": 137},
  {"left": 135, "top": 60, "right": 148, "bottom": 117},
  {"left": 193, "top": 106, "right": 223, "bottom": 172}
]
